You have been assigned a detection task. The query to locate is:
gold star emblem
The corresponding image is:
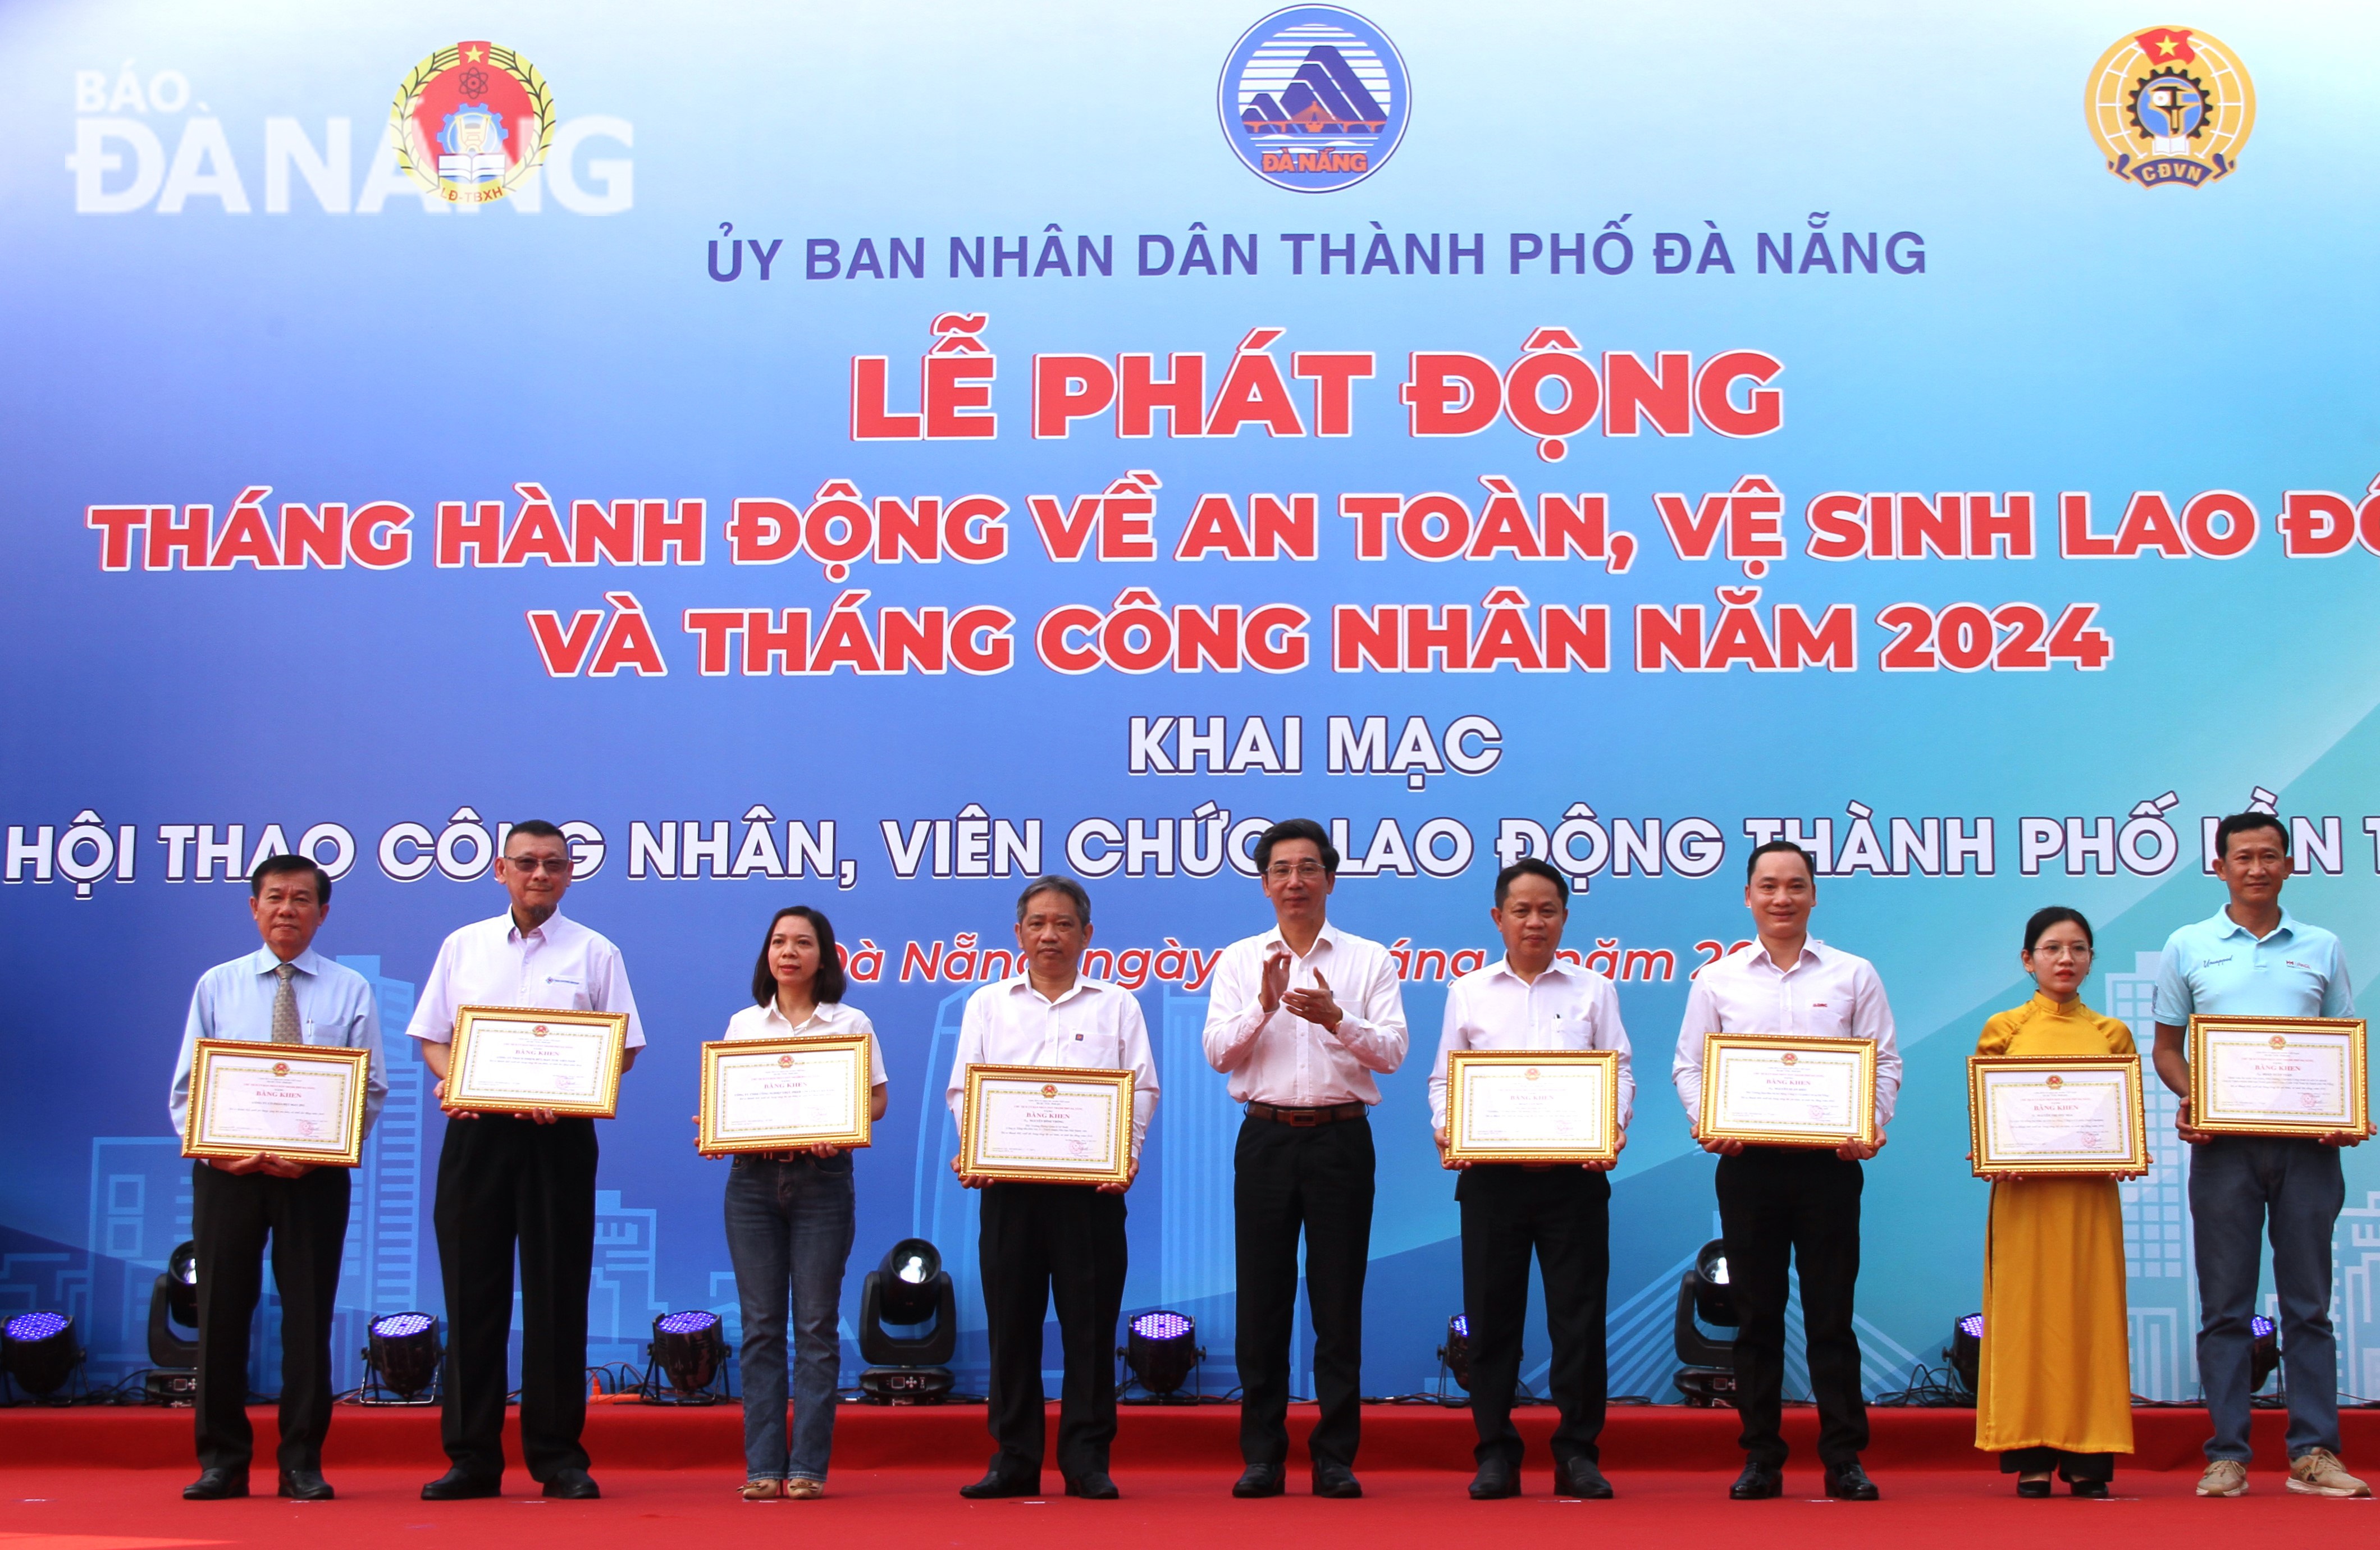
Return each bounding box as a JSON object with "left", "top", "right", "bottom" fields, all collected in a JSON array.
[{"left": 464, "top": 44, "right": 483, "bottom": 62}]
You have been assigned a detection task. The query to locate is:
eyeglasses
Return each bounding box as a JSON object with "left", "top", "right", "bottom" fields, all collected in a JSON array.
[
  {"left": 1265, "top": 862, "right": 1328, "bottom": 881},
  {"left": 2030, "top": 943, "right": 2094, "bottom": 959},
  {"left": 502, "top": 856, "right": 573, "bottom": 875}
]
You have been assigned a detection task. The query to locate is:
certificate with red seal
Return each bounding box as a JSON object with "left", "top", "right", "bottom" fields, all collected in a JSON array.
[
  {"left": 957, "top": 1064, "right": 1133, "bottom": 1185},
  {"left": 182, "top": 1039, "right": 371, "bottom": 1167},
  {"left": 446, "top": 1004, "right": 628, "bottom": 1118}
]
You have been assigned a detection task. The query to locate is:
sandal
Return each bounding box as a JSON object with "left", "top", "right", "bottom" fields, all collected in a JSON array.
[
  {"left": 741, "top": 1478, "right": 785, "bottom": 1501},
  {"left": 785, "top": 1478, "right": 824, "bottom": 1499}
]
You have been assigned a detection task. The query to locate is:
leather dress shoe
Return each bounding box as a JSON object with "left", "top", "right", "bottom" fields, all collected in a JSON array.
[
  {"left": 1065, "top": 1471, "right": 1120, "bottom": 1499},
  {"left": 1469, "top": 1458, "right": 1518, "bottom": 1499},
  {"left": 542, "top": 1469, "right": 601, "bottom": 1500},
  {"left": 1730, "top": 1461, "right": 1783, "bottom": 1499},
  {"left": 1556, "top": 1458, "right": 1614, "bottom": 1499},
  {"left": 278, "top": 1469, "right": 335, "bottom": 1501},
  {"left": 183, "top": 1468, "right": 248, "bottom": 1501},
  {"left": 1312, "top": 1464, "right": 1363, "bottom": 1499},
  {"left": 959, "top": 1469, "right": 1041, "bottom": 1499},
  {"left": 2068, "top": 1479, "right": 2109, "bottom": 1499},
  {"left": 1232, "top": 1463, "right": 1285, "bottom": 1498},
  {"left": 1825, "top": 1461, "right": 1880, "bottom": 1501},
  {"left": 421, "top": 1467, "right": 503, "bottom": 1501}
]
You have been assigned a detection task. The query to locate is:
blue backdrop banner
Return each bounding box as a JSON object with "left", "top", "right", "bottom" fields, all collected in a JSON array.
[{"left": 5, "top": 0, "right": 2380, "bottom": 1406}]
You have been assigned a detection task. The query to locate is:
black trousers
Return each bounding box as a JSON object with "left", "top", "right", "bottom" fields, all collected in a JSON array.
[
  {"left": 1234, "top": 1113, "right": 1374, "bottom": 1472},
  {"left": 1459, "top": 1164, "right": 1610, "bottom": 1469},
  {"left": 190, "top": 1162, "right": 350, "bottom": 1475},
  {"left": 977, "top": 1182, "right": 1127, "bottom": 1483},
  {"left": 433, "top": 1114, "right": 598, "bottom": 1482},
  {"left": 1715, "top": 1146, "right": 1869, "bottom": 1470}
]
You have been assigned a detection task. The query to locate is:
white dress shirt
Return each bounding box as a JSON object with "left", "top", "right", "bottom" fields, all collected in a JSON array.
[
  {"left": 1201, "top": 921, "right": 1409, "bottom": 1105},
  {"left": 1428, "top": 955, "right": 1634, "bottom": 1133},
  {"left": 406, "top": 909, "right": 646, "bottom": 1048},
  {"left": 722, "top": 999, "right": 888, "bottom": 1087},
  {"left": 1670, "top": 938, "right": 1901, "bottom": 1127},
  {"left": 944, "top": 975, "right": 1158, "bottom": 1154},
  {"left": 168, "top": 946, "right": 387, "bottom": 1137}
]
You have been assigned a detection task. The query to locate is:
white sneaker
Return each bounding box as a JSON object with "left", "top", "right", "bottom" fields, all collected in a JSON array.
[
  {"left": 2196, "top": 1459, "right": 2249, "bottom": 1497},
  {"left": 2288, "top": 1449, "right": 2371, "bottom": 1497}
]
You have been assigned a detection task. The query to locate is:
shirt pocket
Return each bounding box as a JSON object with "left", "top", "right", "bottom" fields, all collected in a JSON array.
[
  {"left": 1801, "top": 998, "right": 1855, "bottom": 1039},
  {"left": 1067, "top": 1030, "right": 1124, "bottom": 1068}
]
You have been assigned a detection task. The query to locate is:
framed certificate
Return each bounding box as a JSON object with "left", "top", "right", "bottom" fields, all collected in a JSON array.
[
  {"left": 2189, "top": 1015, "right": 2369, "bottom": 1138},
  {"left": 182, "top": 1040, "right": 371, "bottom": 1167},
  {"left": 1697, "top": 1034, "right": 1878, "bottom": 1149},
  {"left": 1445, "top": 1050, "right": 1621, "bottom": 1164},
  {"left": 957, "top": 1064, "right": 1133, "bottom": 1185},
  {"left": 445, "top": 1004, "right": 628, "bottom": 1118},
  {"left": 697, "top": 1035, "right": 873, "bottom": 1155},
  {"left": 1968, "top": 1054, "right": 2149, "bottom": 1176}
]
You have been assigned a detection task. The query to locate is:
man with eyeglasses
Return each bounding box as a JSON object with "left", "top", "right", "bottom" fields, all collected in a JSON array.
[
  {"left": 408, "top": 820, "right": 644, "bottom": 1503},
  {"left": 2154, "top": 810, "right": 2371, "bottom": 1499},
  {"left": 1202, "top": 818, "right": 1408, "bottom": 1500}
]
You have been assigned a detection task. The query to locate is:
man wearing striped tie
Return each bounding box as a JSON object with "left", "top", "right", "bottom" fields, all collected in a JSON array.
[{"left": 167, "top": 854, "right": 387, "bottom": 1502}]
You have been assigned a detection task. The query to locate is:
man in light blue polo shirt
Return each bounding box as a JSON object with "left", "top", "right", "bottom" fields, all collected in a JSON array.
[{"left": 2151, "top": 810, "right": 2370, "bottom": 1499}]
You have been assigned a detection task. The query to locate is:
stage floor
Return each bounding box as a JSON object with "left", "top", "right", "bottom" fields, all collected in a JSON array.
[{"left": 3, "top": 1403, "right": 2374, "bottom": 1549}]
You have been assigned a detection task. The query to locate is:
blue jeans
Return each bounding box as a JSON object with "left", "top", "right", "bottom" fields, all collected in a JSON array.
[
  {"left": 725, "top": 1155, "right": 856, "bottom": 1480},
  {"left": 2189, "top": 1135, "right": 2344, "bottom": 1461}
]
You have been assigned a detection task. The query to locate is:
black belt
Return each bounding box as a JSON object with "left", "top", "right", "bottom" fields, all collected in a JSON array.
[{"left": 1246, "top": 1100, "right": 1367, "bottom": 1127}]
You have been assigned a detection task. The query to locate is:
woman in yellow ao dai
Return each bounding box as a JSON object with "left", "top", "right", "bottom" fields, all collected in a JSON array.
[{"left": 1972, "top": 906, "right": 2137, "bottom": 1497}]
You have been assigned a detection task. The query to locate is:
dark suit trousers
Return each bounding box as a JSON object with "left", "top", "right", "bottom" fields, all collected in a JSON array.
[
  {"left": 190, "top": 1160, "right": 350, "bottom": 1475},
  {"left": 1715, "top": 1146, "right": 1869, "bottom": 1470},
  {"left": 1234, "top": 1113, "right": 1374, "bottom": 1473},
  {"left": 433, "top": 1114, "right": 598, "bottom": 1482},
  {"left": 1459, "top": 1164, "right": 1611, "bottom": 1469},
  {"left": 977, "top": 1181, "right": 1128, "bottom": 1483}
]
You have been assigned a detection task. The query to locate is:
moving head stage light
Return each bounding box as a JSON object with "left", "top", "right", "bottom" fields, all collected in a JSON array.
[
  {"left": 858, "top": 1237, "right": 956, "bottom": 1403},
  {"left": 1437, "top": 1314, "right": 1473, "bottom": 1396},
  {"left": 143, "top": 1239, "right": 199, "bottom": 1406},
  {"left": 646, "top": 1310, "right": 730, "bottom": 1404},
  {"left": 2, "top": 1310, "right": 83, "bottom": 1402},
  {"left": 359, "top": 1312, "right": 441, "bottom": 1405},
  {"left": 1122, "top": 1310, "right": 1203, "bottom": 1401},
  {"left": 1673, "top": 1238, "right": 1738, "bottom": 1406},
  {"left": 2251, "top": 1315, "right": 2279, "bottom": 1395}
]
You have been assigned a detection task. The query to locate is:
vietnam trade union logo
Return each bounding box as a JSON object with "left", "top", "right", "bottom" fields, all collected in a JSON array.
[
  {"left": 391, "top": 41, "right": 555, "bottom": 204},
  {"left": 1219, "top": 6, "right": 1409, "bottom": 193},
  {"left": 2086, "top": 25, "right": 2253, "bottom": 188}
]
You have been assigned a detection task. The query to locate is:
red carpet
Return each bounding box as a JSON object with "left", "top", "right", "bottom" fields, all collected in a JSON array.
[{"left": 2, "top": 1405, "right": 2374, "bottom": 1550}]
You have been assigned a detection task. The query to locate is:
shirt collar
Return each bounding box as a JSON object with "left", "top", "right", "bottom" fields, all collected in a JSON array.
[
  {"left": 249, "top": 945, "right": 323, "bottom": 978},
  {"left": 760, "top": 1000, "right": 837, "bottom": 1033},
  {"left": 1265, "top": 920, "right": 1340, "bottom": 957},
  {"left": 1007, "top": 973, "right": 1096, "bottom": 1008},
  {"left": 2210, "top": 907, "right": 2295, "bottom": 944},
  {"left": 505, "top": 909, "right": 569, "bottom": 945},
  {"left": 1491, "top": 953, "right": 1578, "bottom": 985},
  {"left": 1748, "top": 936, "right": 1824, "bottom": 973}
]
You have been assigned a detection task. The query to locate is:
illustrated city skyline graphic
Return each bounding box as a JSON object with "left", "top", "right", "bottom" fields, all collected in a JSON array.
[{"left": 8, "top": 952, "right": 2380, "bottom": 1401}]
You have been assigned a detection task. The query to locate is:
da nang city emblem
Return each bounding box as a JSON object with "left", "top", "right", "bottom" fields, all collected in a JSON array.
[
  {"left": 2086, "top": 26, "right": 2253, "bottom": 188},
  {"left": 390, "top": 41, "right": 554, "bottom": 204},
  {"left": 1219, "top": 6, "right": 1409, "bottom": 193}
]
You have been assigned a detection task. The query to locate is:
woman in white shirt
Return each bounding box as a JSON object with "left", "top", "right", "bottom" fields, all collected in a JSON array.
[{"left": 722, "top": 907, "right": 889, "bottom": 1500}]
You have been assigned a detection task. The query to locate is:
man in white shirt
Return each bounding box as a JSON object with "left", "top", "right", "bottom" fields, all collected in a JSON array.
[
  {"left": 1431, "top": 858, "right": 1630, "bottom": 1501},
  {"left": 409, "top": 821, "right": 644, "bottom": 1503},
  {"left": 1202, "top": 819, "right": 1408, "bottom": 1500},
  {"left": 1672, "top": 839, "right": 1897, "bottom": 1502},
  {"left": 947, "top": 877, "right": 1157, "bottom": 1501},
  {"left": 170, "top": 855, "right": 385, "bottom": 1503}
]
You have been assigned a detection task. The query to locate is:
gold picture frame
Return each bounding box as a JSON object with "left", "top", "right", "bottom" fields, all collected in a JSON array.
[
  {"left": 696, "top": 1034, "right": 874, "bottom": 1156},
  {"left": 1967, "top": 1053, "right": 2149, "bottom": 1177},
  {"left": 446, "top": 1003, "right": 629, "bottom": 1118},
  {"left": 182, "top": 1039, "right": 371, "bottom": 1168},
  {"left": 1697, "top": 1034, "right": 1879, "bottom": 1149},
  {"left": 2188, "top": 1014, "right": 2369, "bottom": 1139},
  {"left": 1444, "top": 1050, "right": 1621, "bottom": 1164},
  {"left": 957, "top": 1063, "right": 1133, "bottom": 1185}
]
